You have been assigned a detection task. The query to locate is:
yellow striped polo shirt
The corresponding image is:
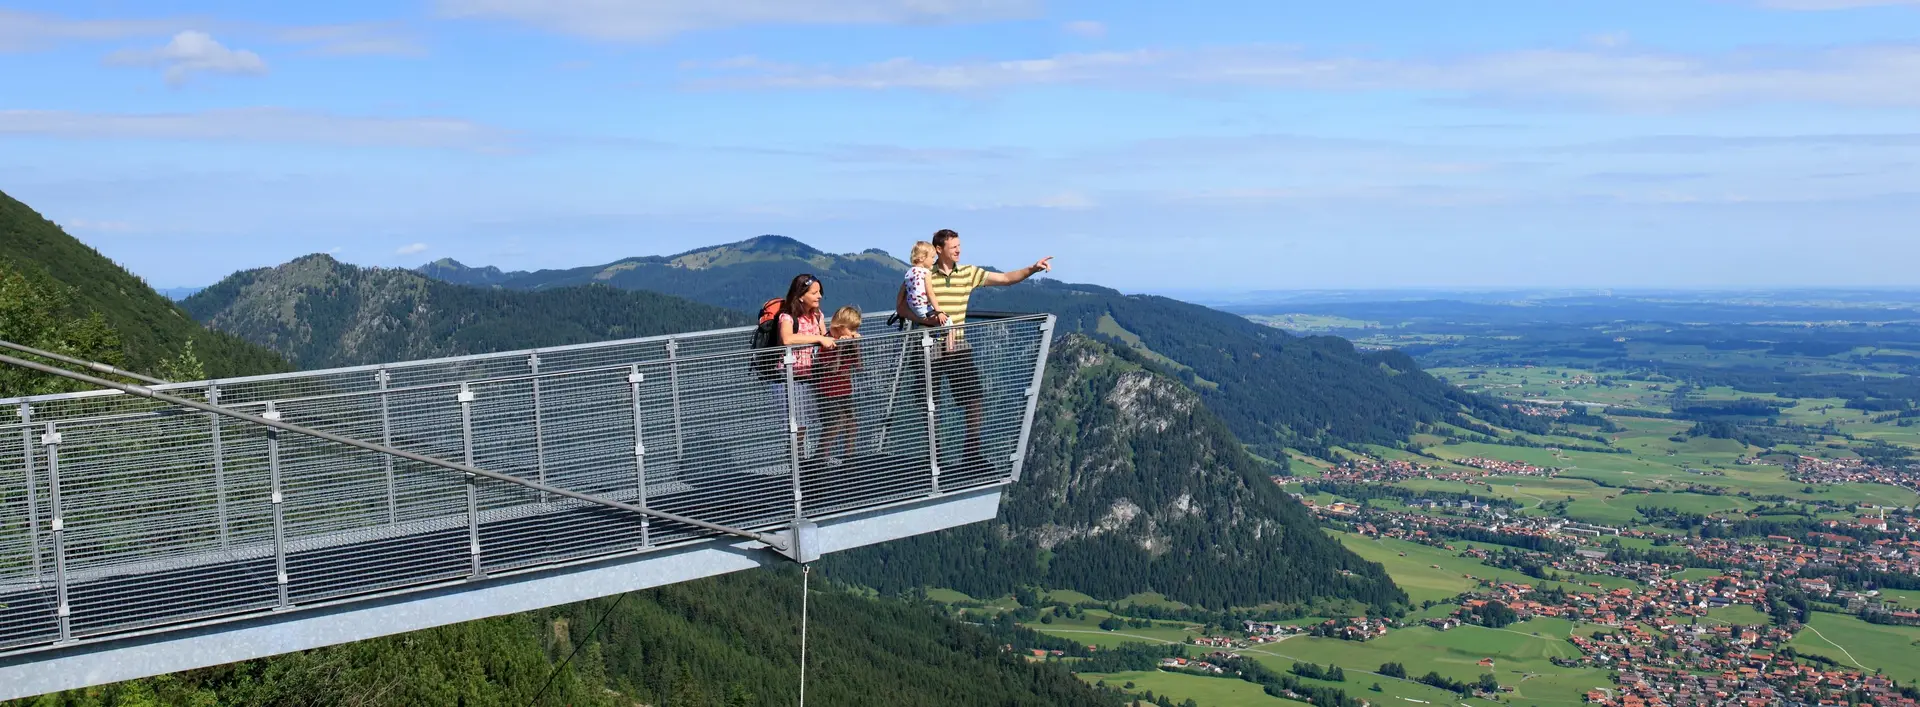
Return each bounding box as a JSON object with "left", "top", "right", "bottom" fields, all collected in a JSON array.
[{"left": 929, "top": 262, "right": 988, "bottom": 334}]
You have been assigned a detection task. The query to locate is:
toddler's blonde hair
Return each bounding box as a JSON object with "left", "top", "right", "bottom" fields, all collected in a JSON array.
[
  {"left": 909, "top": 241, "right": 937, "bottom": 267},
  {"left": 830, "top": 305, "right": 863, "bottom": 332}
]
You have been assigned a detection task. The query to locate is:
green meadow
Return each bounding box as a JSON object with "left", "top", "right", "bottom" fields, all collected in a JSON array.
[
  {"left": 1788, "top": 613, "right": 1920, "bottom": 684},
  {"left": 1079, "top": 670, "right": 1314, "bottom": 707},
  {"left": 1241, "top": 623, "right": 1607, "bottom": 706}
]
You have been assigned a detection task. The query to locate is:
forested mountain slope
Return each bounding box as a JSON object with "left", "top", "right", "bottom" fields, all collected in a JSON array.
[
  {"left": 0, "top": 189, "right": 289, "bottom": 382},
  {"left": 183, "top": 254, "right": 749, "bottom": 368},
  {"left": 824, "top": 335, "right": 1406, "bottom": 611},
  {"left": 32, "top": 570, "right": 1120, "bottom": 707}
]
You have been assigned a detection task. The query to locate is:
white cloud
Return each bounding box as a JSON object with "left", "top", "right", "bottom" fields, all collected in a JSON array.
[
  {"left": 396, "top": 243, "right": 429, "bottom": 255},
  {"left": 686, "top": 43, "right": 1920, "bottom": 110},
  {"left": 1063, "top": 20, "right": 1105, "bottom": 38},
  {"left": 104, "top": 31, "right": 266, "bottom": 86},
  {"left": 0, "top": 108, "right": 512, "bottom": 150},
  {"left": 1034, "top": 191, "right": 1095, "bottom": 209},
  {"left": 0, "top": 9, "right": 186, "bottom": 51},
  {"left": 268, "top": 24, "right": 426, "bottom": 57},
  {"left": 0, "top": 10, "right": 421, "bottom": 57},
  {"left": 435, "top": 0, "right": 1039, "bottom": 39},
  {"left": 1749, "top": 0, "right": 1920, "bottom": 8},
  {"left": 64, "top": 219, "right": 136, "bottom": 232},
  {"left": 1587, "top": 32, "right": 1630, "bottom": 48}
]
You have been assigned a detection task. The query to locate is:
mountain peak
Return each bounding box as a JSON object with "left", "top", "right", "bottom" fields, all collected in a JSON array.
[
  {"left": 735, "top": 234, "right": 814, "bottom": 252},
  {"left": 666, "top": 234, "right": 828, "bottom": 270},
  {"left": 415, "top": 257, "right": 521, "bottom": 287}
]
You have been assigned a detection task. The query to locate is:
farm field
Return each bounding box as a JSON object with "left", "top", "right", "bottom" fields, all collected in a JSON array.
[
  {"left": 1329, "top": 532, "right": 1612, "bottom": 604},
  {"left": 1078, "top": 670, "right": 1312, "bottom": 707},
  {"left": 1705, "top": 604, "right": 1773, "bottom": 626},
  {"left": 1787, "top": 613, "right": 1920, "bottom": 685},
  {"left": 1023, "top": 609, "right": 1201, "bottom": 649},
  {"left": 1243, "top": 624, "right": 1607, "bottom": 706}
]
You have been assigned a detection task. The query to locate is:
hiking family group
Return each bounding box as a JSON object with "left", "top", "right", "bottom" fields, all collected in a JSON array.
[{"left": 751, "top": 229, "right": 1053, "bottom": 469}]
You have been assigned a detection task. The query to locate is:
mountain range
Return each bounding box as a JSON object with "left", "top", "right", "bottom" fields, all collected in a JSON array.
[
  {"left": 184, "top": 254, "right": 748, "bottom": 368},
  {"left": 418, "top": 236, "right": 911, "bottom": 313},
  {"left": 412, "top": 235, "right": 1539, "bottom": 463},
  {"left": 184, "top": 242, "right": 1407, "bottom": 613}
]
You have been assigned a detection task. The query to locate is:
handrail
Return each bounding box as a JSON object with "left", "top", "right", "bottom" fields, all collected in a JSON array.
[
  {"left": 0, "top": 340, "right": 169, "bottom": 386},
  {"left": 0, "top": 351, "right": 790, "bottom": 551},
  {"left": 0, "top": 312, "right": 1055, "bottom": 658},
  {"left": 0, "top": 309, "right": 951, "bottom": 408}
]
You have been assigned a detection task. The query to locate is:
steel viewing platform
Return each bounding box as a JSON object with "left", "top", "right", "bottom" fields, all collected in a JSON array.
[{"left": 0, "top": 312, "right": 1055, "bottom": 699}]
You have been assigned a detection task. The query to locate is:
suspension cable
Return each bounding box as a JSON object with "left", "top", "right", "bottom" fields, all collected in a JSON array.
[
  {"left": 527, "top": 591, "right": 632, "bottom": 707},
  {"left": 0, "top": 350, "right": 790, "bottom": 551},
  {"left": 800, "top": 563, "right": 811, "bottom": 707},
  {"left": 0, "top": 338, "right": 169, "bottom": 385}
]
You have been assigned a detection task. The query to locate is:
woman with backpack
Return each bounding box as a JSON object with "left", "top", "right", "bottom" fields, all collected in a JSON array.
[{"left": 763, "top": 273, "right": 837, "bottom": 457}]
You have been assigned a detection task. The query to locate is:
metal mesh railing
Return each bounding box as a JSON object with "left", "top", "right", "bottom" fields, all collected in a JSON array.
[{"left": 0, "top": 313, "right": 1054, "bottom": 653}]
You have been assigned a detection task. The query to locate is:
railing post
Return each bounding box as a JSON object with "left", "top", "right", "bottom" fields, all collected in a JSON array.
[
  {"left": 19, "top": 403, "right": 39, "bottom": 584},
  {"left": 873, "top": 328, "right": 915, "bottom": 454},
  {"left": 42, "top": 422, "right": 68, "bottom": 642},
  {"left": 208, "top": 384, "right": 229, "bottom": 549},
  {"left": 667, "top": 339, "right": 685, "bottom": 468},
  {"left": 627, "top": 365, "right": 651, "bottom": 548},
  {"left": 459, "top": 383, "right": 483, "bottom": 579},
  {"left": 783, "top": 351, "right": 805, "bottom": 522},
  {"left": 264, "top": 403, "right": 289, "bottom": 610},
  {"left": 377, "top": 368, "right": 397, "bottom": 525},
  {"left": 920, "top": 334, "right": 941, "bottom": 495},
  {"left": 528, "top": 354, "right": 548, "bottom": 504},
  {"left": 1010, "top": 316, "right": 1056, "bottom": 482}
]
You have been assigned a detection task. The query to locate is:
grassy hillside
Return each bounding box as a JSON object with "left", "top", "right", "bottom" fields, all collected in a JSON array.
[{"left": 0, "top": 189, "right": 289, "bottom": 381}]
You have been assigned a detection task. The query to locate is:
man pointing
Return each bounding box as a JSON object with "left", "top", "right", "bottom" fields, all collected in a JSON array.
[{"left": 895, "top": 228, "right": 1053, "bottom": 472}]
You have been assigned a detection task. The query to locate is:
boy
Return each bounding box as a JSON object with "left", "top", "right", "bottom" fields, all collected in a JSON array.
[{"left": 815, "top": 306, "right": 863, "bottom": 464}]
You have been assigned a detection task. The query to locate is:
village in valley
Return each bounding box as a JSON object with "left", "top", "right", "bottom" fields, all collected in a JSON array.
[{"left": 927, "top": 337, "right": 1920, "bottom": 707}]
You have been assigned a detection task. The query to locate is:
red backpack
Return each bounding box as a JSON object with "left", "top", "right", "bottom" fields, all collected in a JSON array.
[{"left": 749, "top": 298, "right": 785, "bottom": 381}]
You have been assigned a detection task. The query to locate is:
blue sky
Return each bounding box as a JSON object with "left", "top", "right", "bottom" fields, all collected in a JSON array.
[{"left": 2, "top": 0, "right": 1917, "bottom": 292}]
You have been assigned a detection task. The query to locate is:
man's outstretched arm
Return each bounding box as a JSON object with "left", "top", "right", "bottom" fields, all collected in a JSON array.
[{"left": 983, "top": 256, "right": 1053, "bottom": 287}]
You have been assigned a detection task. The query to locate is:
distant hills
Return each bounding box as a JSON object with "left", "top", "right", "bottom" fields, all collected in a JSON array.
[
  {"left": 415, "top": 235, "right": 1534, "bottom": 463},
  {"left": 417, "top": 235, "right": 910, "bottom": 313},
  {"left": 184, "top": 254, "right": 748, "bottom": 368}
]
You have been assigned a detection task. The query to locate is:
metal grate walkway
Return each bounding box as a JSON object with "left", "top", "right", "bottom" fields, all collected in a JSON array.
[{"left": 0, "top": 313, "right": 1054, "bottom": 666}]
